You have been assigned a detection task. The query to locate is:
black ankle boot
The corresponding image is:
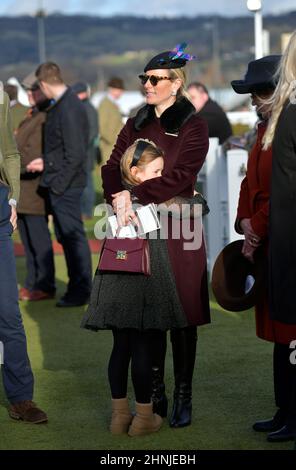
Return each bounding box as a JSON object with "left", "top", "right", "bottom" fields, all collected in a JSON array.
[
  {"left": 169, "top": 327, "right": 197, "bottom": 428},
  {"left": 170, "top": 384, "right": 192, "bottom": 428},
  {"left": 151, "top": 366, "right": 168, "bottom": 418}
]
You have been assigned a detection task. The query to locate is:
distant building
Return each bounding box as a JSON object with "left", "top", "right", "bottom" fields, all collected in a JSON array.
[{"left": 281, "top": 33, "right": 293, "bottom": 52}]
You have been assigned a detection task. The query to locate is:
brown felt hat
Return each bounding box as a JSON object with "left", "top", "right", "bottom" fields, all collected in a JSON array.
[
  {"left": 211, "top": 240, "right": 267, "bottom": 312},
  {"left": 107, "top": 77, "right": 125, "bottom": 90}
]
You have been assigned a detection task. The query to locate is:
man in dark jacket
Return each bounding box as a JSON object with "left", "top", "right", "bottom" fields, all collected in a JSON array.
[
  {"left": 35, "top": 62, "right": 92, "bottom": 307},
  {"left": 188, "top": 82, "right": 232, "bottom": 144},
  {"left": 72, "top": 82, "right": 99, "bottom": 219}
]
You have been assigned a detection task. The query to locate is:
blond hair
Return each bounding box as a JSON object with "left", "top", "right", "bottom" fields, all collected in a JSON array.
[
  {"left": 120, "top": 139, "right": 164, "bottom": 186},
  {"left": 169, "top": 67, "right": 191, "bottom": 101},
  {"left": 262, "top": 31, "right": 296, "bottom": 149}
]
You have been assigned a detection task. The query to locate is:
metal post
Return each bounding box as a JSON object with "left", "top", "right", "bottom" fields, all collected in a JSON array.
[
  {"left": 212, "top": 16, "right": 222, "bottom": 88},
  {"left": 36, "top": 3, "right": 46, "bottom": 63},
  {"left": 254, "top": 9, "right": 263, "bottom": 59},
  {"left": 262, "top": 29, "right": 270, "bottom": 56}
]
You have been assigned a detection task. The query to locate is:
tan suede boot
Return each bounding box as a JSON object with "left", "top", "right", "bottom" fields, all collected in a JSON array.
[
  {"left": 110, "top": 398, "right": 133, "bottom": 435},
  {"left": 128, "top": 402, "right": 162, "bottom": 437}
]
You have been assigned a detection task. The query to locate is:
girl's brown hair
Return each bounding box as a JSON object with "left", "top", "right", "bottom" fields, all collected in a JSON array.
[{"left": 120, "top": 139, "right": 164, "bottom": 186}]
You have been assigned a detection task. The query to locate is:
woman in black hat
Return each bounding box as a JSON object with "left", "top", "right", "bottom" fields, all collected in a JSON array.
[
  {"left": 101, "top": 45, "right": 211, "bottom": 428},
  {"left": 232, "top": 53, "right": 296, "bottom": 443}
]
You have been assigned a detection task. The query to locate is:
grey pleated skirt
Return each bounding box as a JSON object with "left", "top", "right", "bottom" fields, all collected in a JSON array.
[{"left": 81, "top": 233, "right": 187, "bottom": 331}]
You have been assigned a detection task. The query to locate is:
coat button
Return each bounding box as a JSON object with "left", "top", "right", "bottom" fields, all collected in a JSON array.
[{"left": 49, "top": 162, "right": 53, "bottom": 166}]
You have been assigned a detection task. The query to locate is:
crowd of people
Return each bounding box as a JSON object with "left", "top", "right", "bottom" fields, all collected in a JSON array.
[{"left": 0, "top": 32, "right": 296, "bottom": 445}]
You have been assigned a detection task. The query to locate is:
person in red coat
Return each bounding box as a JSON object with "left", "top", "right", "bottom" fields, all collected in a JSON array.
[
  {"left": 232, "top": 55, "right": 296, "bottom": 443},
  {"left": 101, "top": 45, "right": 211, "bottom": 428}
]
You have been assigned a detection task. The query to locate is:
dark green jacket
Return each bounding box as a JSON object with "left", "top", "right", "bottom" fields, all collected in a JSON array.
[
  {"left": 0, "top": 92, "right": 20, "bottom": 201},
  {"left": 10, "top": 102, "right": 28, "bottom": 133}
]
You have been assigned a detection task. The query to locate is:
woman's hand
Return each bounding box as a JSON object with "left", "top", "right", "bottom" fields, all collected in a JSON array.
[
  {"left": 240, "top": 218, "right": 261, "bottom": 248},
  {"left": 26, "top": 157, "right": 44, "bottom": 173},
  {"left": 112, "top": 190, "right": 137, "bottom": 227},
  {"left": 242, "top": 239, "right": 256, "bottom": 263}
]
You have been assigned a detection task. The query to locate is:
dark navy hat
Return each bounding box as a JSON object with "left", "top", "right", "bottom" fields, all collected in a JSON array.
[
  {"left": 144, "top": 51, "right": 187, "bottom": 72},
  {"left": 231, "top": 55, "right": 281, "bottom": 94},
  {"left": 71, "top": 81, "right": 88, "bottom": 94}
]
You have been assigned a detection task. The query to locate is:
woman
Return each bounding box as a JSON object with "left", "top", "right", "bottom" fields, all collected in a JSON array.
[
  {"left": 101, "top": 45, "right": 211, "bottom": 428},
  {"left": 16, "top": 82, "right": 55, "bottom": 301},
  {"left": 232, "top": 53, "right": 296, "bottom": 443},
  {"left": 262, "top": 32, "right": 296, "bottom": 442}
]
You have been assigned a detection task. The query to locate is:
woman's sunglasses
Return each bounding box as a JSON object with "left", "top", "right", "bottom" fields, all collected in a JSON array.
[{"left": 138, "top": 74, "right": 172, "bottom": 87}]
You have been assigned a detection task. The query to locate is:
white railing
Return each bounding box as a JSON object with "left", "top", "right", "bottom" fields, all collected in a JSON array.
[{"left": 199, "top": 138, "right": 248, "bottom": 274}]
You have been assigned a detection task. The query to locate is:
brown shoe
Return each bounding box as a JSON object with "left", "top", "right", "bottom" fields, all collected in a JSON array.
[
  {"left": 9, "top": 400, "right": 48, "bottom": 424},
  {"left": 30, "top": 290, "right": 55, "bottom": 301},
  {"left": 128, "top": 402, "right": 162, "bottom": 437},
  {"left": 110, "top": 398, "right": 133, "bottom": 435},
  {"left": 19, "top": 287, "right": 31, "bottom": 301}
]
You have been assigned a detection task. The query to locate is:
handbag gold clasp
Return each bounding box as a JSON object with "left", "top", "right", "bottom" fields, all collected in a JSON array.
[{"left": 116, "top": 250, "right": 127, "bottom": 260}]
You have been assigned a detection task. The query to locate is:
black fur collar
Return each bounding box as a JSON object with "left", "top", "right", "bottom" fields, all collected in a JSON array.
[{"left": 134, "top": 97, "right": 196, "bottom": 135}]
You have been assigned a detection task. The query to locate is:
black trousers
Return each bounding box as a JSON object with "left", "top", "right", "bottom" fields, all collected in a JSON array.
[
  {"left": 108, "top": 329, "right": 164, "bottom": 403},
  {"left": 18, "top": 214, "right": 55, "bottom": 293},
  {"left": 48, "top": 187, "right": 92, "bottom": 301},
  {"left": 274, "top": 342, "right": 296, "bottom": 425}
]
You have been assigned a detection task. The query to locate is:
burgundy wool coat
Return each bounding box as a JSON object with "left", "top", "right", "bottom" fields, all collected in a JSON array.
[
  {"left": 101, "top": 97, "right": 211, "bottom": 326},
  {"left": 236, "top": 121, "right": 296, "bottom": 344}
]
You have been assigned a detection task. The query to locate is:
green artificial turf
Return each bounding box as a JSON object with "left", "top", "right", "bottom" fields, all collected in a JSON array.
[{"left": 0, "top": 254, "right": 294, "bottom": 450}]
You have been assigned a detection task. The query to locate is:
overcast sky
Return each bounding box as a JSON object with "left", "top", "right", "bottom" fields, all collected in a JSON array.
[{"left": 0, "top": 0, "right": 295, "bottom": 17}]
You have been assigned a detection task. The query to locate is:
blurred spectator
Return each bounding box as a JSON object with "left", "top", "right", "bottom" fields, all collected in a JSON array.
[
  {"left": 72, "top": 81, "right": 99, "bottom": 219},
  {"left": 4, "top": 84, "right": 27, "bottom": 133},
  {"left": 225, "top": 125, "right": 258, "bottom": 154},
  {"left": 35, "top": 61, "right": 92, "bottom": 308},
  {"left": 129, "top": 87, "right": 146, "bottom": 118},
  {"left": 16, "top": 77, "right": 55, "bottom": 302},
  {"left": 188, "top": 82, "right": 232, "bottom": 144},
  {"left": 98, "top": 77, "right": 124, "bottom": 165}
]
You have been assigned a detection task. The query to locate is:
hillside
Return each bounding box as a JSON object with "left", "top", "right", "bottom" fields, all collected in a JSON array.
[{"left": 0, "top": 13, "right": 295, "bottom": 88}]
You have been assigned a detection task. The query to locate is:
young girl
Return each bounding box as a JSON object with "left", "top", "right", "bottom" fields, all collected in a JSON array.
[{"left": 81, "top": 139, "right": 199, "bottom": 437}]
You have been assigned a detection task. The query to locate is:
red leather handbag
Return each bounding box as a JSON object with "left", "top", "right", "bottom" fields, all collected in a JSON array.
[{"left": 98, "top": 237, "right": 151, "bottom": 276}]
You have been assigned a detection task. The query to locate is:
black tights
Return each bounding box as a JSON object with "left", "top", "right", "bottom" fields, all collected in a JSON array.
[
  {"left": 108, "top": 328, "right": 165, "bottom": 403},
  {"left": 274, "top": 342, "right": 296, "bottom": 424}
]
